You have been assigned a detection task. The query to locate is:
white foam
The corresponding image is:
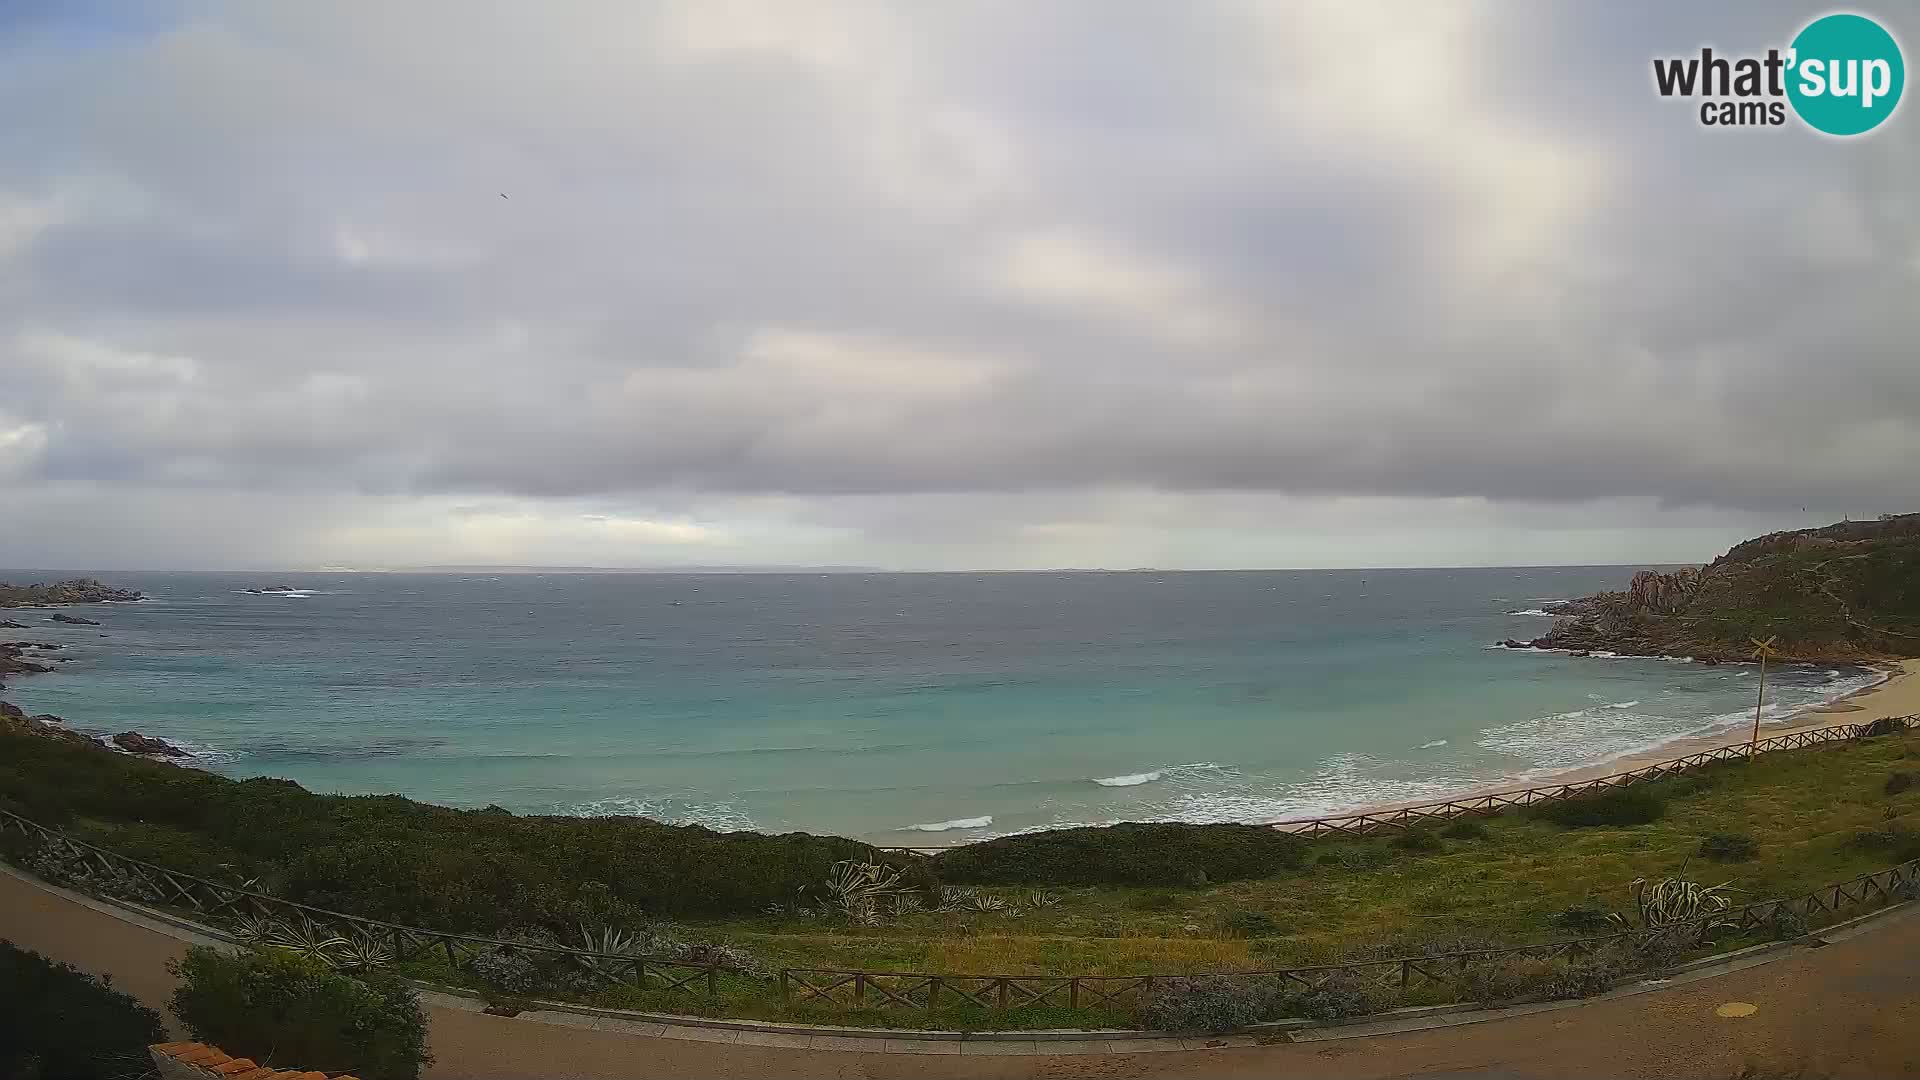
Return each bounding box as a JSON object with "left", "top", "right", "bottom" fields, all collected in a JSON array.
[
  {"left": 558, "top": 797, "right": 757, "bottom": 832},
  {"left": 170, "top": 740, "right": 245, "bottom": 766},
  {"left": 909, "top": 815, "right": 993, "bottom": 832},
  {"left": 1094, "top": 770, "right": 1162, "bottom": 787},
  {"left": 1604, "top": 701, "right": 1640, "bottom": 709},
  {"left": 1505, "top": 609, "right": 1561, "bottom": 617},
  {"left": 1417, "top": 739, "right": 1449, "bottom": 749}
]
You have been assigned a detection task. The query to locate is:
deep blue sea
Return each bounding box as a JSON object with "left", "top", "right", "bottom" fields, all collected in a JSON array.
[{"left": 0, "top": 568, "right": 1878, "bottom": 846}]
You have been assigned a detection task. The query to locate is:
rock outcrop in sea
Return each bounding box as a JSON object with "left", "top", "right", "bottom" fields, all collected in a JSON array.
[
  {"left": 0, "top": 701, "right": 194, "bottom": 761},
  {"left": 0, "top": 642, "right": 56, "bottom": 682},
  {"left": 111, "top": 730, "right": 189, "bottom": 757}
]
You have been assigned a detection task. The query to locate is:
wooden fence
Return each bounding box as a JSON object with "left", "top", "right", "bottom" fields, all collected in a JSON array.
[
  {"left": 3, "top": 712, "right": 1915, "bottom": 1016},
  {"left": 781, "top": 858, "right": 1920, "bottom": 1013}
]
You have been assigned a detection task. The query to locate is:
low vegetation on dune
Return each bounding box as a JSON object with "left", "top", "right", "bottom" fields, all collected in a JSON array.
[{"left": 3, "top": 725, "right": 1918, "bottom": 999}]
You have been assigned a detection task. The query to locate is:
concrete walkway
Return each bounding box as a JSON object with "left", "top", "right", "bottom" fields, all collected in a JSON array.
[{"left": 4, "top": 864, "right": 1916, "bottom": 1079}]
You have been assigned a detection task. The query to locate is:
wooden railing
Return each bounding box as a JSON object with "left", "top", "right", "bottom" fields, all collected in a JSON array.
[
  {"left": 4, "top": 713, "right": 1915, "bottom": 1016},
  {"left": 781, "top": 858, "right": 1920, "bottom": 1013}
]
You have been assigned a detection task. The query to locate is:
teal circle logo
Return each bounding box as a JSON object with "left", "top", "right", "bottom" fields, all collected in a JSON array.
[{"left": 1787, "top": 13, "right": 1904, "bottom": 135}]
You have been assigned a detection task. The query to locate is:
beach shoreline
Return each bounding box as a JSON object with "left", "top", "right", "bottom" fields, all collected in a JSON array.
[
  {"left": 1250, "top": 657, "right": 1919, "bottom": 832},
  {"left": 897, "top": 658, "right": 1919, "bottom": 849}
]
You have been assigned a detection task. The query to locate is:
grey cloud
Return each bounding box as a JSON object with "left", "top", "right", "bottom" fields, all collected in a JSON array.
[{"left": 0, "top": 1, "right": 1915, "bottom": 569}]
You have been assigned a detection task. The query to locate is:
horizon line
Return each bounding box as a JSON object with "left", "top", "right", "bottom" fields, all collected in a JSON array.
[{"left": 0, "top": 561, "right": 1697, "bottom": 575}]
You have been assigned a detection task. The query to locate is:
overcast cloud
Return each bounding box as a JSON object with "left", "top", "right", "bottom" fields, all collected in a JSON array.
[{"left": 1, "top": 2, "right": 1915, "bottom": 570}]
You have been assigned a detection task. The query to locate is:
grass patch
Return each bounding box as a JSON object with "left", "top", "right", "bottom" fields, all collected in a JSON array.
[
  {"left": 1529, "top": 786, "right": 1666, "bottom": 828},
  {"left": 1699, "top": 832, "right": 1759, "bottom": 862}
]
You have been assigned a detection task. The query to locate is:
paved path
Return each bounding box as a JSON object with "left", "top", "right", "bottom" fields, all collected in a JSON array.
[{"left": 3, "top": 865, "right": 1915, "bottom": 1079}]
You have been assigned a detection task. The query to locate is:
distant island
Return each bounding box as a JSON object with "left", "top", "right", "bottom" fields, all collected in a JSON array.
[
  {"left": 1501, "top": 513, "right": 1920, "bottom": 662},
  {"left": 0, "top": 578, "right": 144, "bottom": 608},
  {"left": 317, "top": 564, "right": 887, "bottom": 574}
]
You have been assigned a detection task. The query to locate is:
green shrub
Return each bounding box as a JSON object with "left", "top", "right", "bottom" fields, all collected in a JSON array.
[
  {"left": 1440, "top": 817, "right": 1490, "bottom": 840},
  {"left": 1530, "top": 787, "right": 1666, "bottom": 828},
  {"left": 1886, "top": 772, "right": 1916, "bottom": 796},
  {"left": 1141, "top": 975, "right": 1285, "bottom": 1032},
  {"left": 1849, "top": 825, "right": 1920, "bottom": 862},
  {"left": 1539, "top": 956, "right": 1621, "bottom": 999},
  {"left": 0, "top": 825, "right": 42, "bottom": 866},
  {"left": 1128, "top": 890, "right": 1181, "bottom": 912},
  {"left": 1220, "top": 909, "right": 1278, "bottom": 937},
  {"left": 1457, "top": 955, "right": 1553, "bottom": 1005},
  {"left": 1291, "top": 971, "right": 1383, "bottom": 1022},
  {"left": 1458, "top": 955, "right": 1621, "bottom": 1005},
  {"left": 169, "top": 947, "right": 431, "bottom": 1080},
  {"left": 1549, "top": 903, "right": 1614, "bottom": 933},
  {"left": 1, "top": 940, "right": 165, "bottom": 1080},
  {"left": 935, "top": 823, "right": 1306, "bottom": 887},
  {"left": 1763, "top": 907, "right": 1811, "bottom": 941},
  {"left": 1391, "top": 829, "right": 1442, "bottom": 852},
  {"left": 0, "top": 732, "right": 888, "bottom": 922},
  {"left": 1700, "top": 833, "right": 1759, "bottom": 862}
]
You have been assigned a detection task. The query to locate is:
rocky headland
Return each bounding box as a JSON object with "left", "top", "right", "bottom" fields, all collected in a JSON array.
[
  {"left": 0, "top": 578, "right": 144, "bottom": 608},
  {"left": 1499, "top": 513, "right": 1920, "bottom": 663}
]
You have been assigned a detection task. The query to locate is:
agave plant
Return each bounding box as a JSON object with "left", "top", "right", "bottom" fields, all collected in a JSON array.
[
  {"left": 890, "top": 892, "right": 924, "bottom": 918},
  {"left": 258, "top": 914, "right": 350, "bottom": 962},
  {"left": 969, "top": 892, "right": 1008, "bottom": 913},
  {"left": 934, "top": 885, "right": 977, "bottom": 913},
  {"left": 822, "top": 860, "right": 908, "bottom": 923},
  {"left": 227, "top": 913, "right": 283, "bottom": 945},
  {"left": 1022, "top": 889, "right": 1062, "bottom": 910},
  {"left": 1607, "top": 876, "right": 1737, "bottom": 949},
  {"left": 329, "top": 927, "right": 395, "bottom": 971},
  {"left": 574, "top": 923, "right": 647, "bottom": 978}
]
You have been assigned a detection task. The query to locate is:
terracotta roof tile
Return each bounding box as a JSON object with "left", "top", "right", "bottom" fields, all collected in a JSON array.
[
  {"left": 181, "top": 1047, "right": 233, "bottom": 1067},
  {"left": 212, "top": 1059, "right": 260, "bottom": 1075}
]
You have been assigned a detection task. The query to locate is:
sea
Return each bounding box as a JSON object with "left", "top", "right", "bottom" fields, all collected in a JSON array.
[{"left": 0, "top": 568, "right": 1882, "bottom": 847}]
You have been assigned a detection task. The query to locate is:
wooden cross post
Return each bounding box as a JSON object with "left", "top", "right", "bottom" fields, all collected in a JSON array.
[{"left": 1750, "top": 636, "right": 1779, "bottom": 752}]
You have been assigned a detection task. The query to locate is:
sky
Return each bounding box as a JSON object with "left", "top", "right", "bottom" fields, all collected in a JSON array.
[{"left": 1, "top": 2, "right": 1915, "bottom": 571}]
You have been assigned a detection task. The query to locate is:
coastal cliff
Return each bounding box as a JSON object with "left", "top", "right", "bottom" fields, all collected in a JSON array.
[{"left": 1503, "top": 514, "right": 1920, "bottom": 662}]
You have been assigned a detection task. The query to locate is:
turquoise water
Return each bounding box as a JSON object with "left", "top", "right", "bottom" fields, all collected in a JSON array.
[{"left": 0, "top": 568, "right": 1877, "bottom": 846}]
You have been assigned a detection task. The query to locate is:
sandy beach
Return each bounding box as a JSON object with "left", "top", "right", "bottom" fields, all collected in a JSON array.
[
  {"left": 1549, "top": 657, "right": 1919, "bottom": 781},
  {"left": 1269, "top": 658, "right": 1920, "bottom": 828}
]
